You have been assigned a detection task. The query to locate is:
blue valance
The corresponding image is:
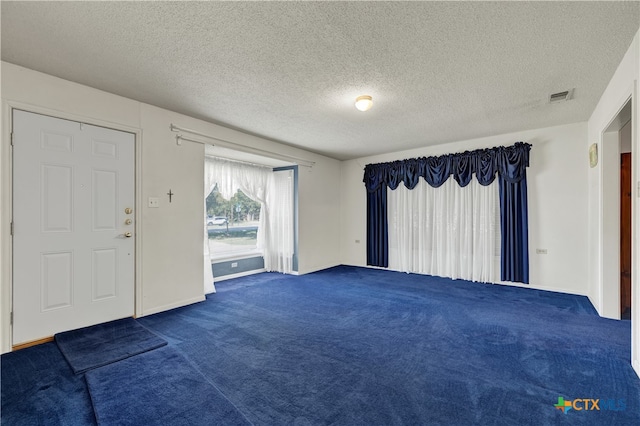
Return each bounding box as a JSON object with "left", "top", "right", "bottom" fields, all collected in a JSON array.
[{"left": 363, "top": 142, "right": 531, "bottom": 191}]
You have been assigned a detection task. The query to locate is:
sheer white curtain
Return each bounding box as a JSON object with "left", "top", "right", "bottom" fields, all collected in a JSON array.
[
  {"left": 388, "top": 177, "right": 500, "bottom": 283},
  {"left": 265, "top": 169, "right": 294, "bottom": 273},
  {"left": 204, "top": 159, "right": 218, "bottom": 295},
  {"left": 207, "top": 157, "right": 270, "bottom": 250}
]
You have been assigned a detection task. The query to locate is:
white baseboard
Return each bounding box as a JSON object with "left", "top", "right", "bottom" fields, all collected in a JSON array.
[
  {"left": 297, "top": 262, "right": 340, "bottom": 275},
  {"left": 342, "top": 263, "right": 388, "bottom": 271},
  {"left": 343, "top": 263, "right": 588, "bottom": 297},
  {"left": 140, "top": 295, "right": 206, "bottom": 317},
  {"left": 492, "top": 280, "right": 587, "bottom": 297}
]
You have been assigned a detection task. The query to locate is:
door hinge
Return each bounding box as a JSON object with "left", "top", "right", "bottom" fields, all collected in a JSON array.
[
  {"left": 10, "top": 222, "right": 13, "bottom": 236},
  {"left": 10, "top": 132, "right": 13, "bottom": 146},
  {"left": 10, "top": 312, "right": 13, "bottom": 325}
]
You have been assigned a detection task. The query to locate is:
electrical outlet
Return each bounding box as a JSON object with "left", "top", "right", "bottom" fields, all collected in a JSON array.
[
  {"left": 536, "top": 248, "right": 548, "bottom": 254},
  {"left": 231, "top": 262, "right": 238, "bottom": 268},
  {"left": 148, "top": 197, "right": 160, "bottom": 208}
]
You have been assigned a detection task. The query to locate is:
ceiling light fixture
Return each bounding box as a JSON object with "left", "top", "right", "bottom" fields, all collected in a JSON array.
[{"left": 355, "top": 95, "right": 373, "bottom": 112}]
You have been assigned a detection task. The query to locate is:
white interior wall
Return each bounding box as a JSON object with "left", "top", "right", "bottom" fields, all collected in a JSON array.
[
  {"left": 138, "top": 104, "right": 205, "bottom": 315},
  {"left": 0, "top": 62, "right": 342, "bottom": 352},
  {"left": 297, "top": 159, "right": 343, "bottom": 273},
  {"left": 587, "top": 30, "right": 640, "bottom": 377},
  {"left": 340, "top": 122, "right": 589, "bottom": 296}
]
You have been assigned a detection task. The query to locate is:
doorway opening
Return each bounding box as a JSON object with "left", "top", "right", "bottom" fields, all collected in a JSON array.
[{"left": 602, "top": 98, "right": 632, "bottom": 320}]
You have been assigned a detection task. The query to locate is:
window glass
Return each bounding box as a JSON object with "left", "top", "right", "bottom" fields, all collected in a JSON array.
[{"left": 206, "top": 185, "right": 260, "bottom": 256}]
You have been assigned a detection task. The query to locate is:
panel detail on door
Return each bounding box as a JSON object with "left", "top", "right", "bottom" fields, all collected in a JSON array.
[
  {"left": 40, "top": 251, "right": 73, "bottom": 311},
  {"left": 92, "top": 248, "right": 117, "bottom": 301},
  {"left": 92, "top": 139, "right": 118, "bottom": 159},
  {"left": 92, "top": 169, "right": 117, "bottom": 231},
  {"left": 41, "top": 164, "right": 73, "bottom": 233},
  {"left": 41, "top": 131, "right": 73, "bottom": 153}
]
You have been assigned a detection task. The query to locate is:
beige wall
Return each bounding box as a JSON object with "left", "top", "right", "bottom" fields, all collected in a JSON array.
[{"left": 0, "top": 62, "right": 342, "bottom": 352}]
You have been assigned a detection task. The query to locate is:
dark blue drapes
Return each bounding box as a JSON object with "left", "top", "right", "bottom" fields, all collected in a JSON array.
[
  {"left": 363, "top": 142, "right": 531, "bottom": 284},
  {"left": 499, "top": 177, "right": 529, "bottom": 283},
  {"left": 366, "top": 186, "right": 388, "bottom": 267}
]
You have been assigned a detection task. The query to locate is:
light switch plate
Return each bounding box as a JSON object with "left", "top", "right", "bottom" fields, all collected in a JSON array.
[{"left": 148, "top": 197, "right": 160, "bottom": 208}]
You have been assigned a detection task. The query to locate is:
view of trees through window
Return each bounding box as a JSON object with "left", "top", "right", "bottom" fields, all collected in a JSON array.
[{"left": 206, "top": 184, "right": 261, "bottom": 255}]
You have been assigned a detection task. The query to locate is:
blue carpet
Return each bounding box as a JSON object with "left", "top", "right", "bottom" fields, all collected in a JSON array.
[
  {"left": 55, "top": 317, "right": 167, "bottom": 374},
  {"left": 139, "top": 266, "right": 640, "bottom": 425},
  {"left": 2, "top": 266, "right": 639, "bottom": 425},
  {"left": 85, "top": 345, "right": 251, "bottom": 426},
  {"left": 1, "top": 342, "right": 96, "bottom": 425}
]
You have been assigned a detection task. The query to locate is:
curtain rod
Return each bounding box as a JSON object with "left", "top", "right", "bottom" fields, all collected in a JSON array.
[
  {"left": 205, "top": 154, "right": 273, "bottom": 170},
  {"left": 170, "top": 124, "right": 315, "bottom": 168}
]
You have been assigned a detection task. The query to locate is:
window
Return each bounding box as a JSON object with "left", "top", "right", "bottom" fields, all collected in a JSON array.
[
  {"left": 203, "top": 154, "right": 298, "bottom": 294},
  {"left": 206, "top": 185, "right": 261, "bottom": 256},
  {"left": 204, "top": 156, "right": 296, "bottom": 286}
]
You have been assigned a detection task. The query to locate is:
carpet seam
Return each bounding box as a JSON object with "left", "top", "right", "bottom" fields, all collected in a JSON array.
[{"left": 172, "top": 344, "right": 256, "bottom": 426}]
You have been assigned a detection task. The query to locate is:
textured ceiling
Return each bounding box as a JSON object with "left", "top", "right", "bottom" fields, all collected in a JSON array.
[{"left": 2, "top": 1, "right": 639, "bottom": 160}]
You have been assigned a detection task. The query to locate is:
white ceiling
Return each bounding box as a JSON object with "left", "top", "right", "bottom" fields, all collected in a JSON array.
[{"left": 2, "top": 1, "right": 639, "bottom": 160}]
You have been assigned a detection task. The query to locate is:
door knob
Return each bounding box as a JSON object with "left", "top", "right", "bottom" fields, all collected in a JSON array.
[
  {"left": 125, "top": 208, "right": 133, "bottom": 214},
  {"left": 124, "top": 232, "right": 132, "bottom": 238}
]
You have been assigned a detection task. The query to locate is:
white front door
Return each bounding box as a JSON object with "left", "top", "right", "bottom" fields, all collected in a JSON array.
[{"left": 12, "top": 110, "right": 135, "bottom": 345}]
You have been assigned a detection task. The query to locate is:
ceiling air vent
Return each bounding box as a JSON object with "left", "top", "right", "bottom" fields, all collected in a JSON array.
[{"left": 549, "top": 89, "right": 573, "bottom": 103}]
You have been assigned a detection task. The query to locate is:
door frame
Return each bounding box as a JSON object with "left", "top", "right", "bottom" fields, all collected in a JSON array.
[
  {"left": 1, "top": 101, "right": 143, "bottom": 353},
  {"left": 600, "top": 92, "right": 634, "bottom": 320},
  {"left": 597, "top": 82, "right": 639, "bottom": 378}
]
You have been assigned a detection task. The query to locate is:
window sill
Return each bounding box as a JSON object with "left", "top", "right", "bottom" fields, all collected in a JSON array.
[{"left": 209, "top": 249, "right": 263, "bottom": 263}]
